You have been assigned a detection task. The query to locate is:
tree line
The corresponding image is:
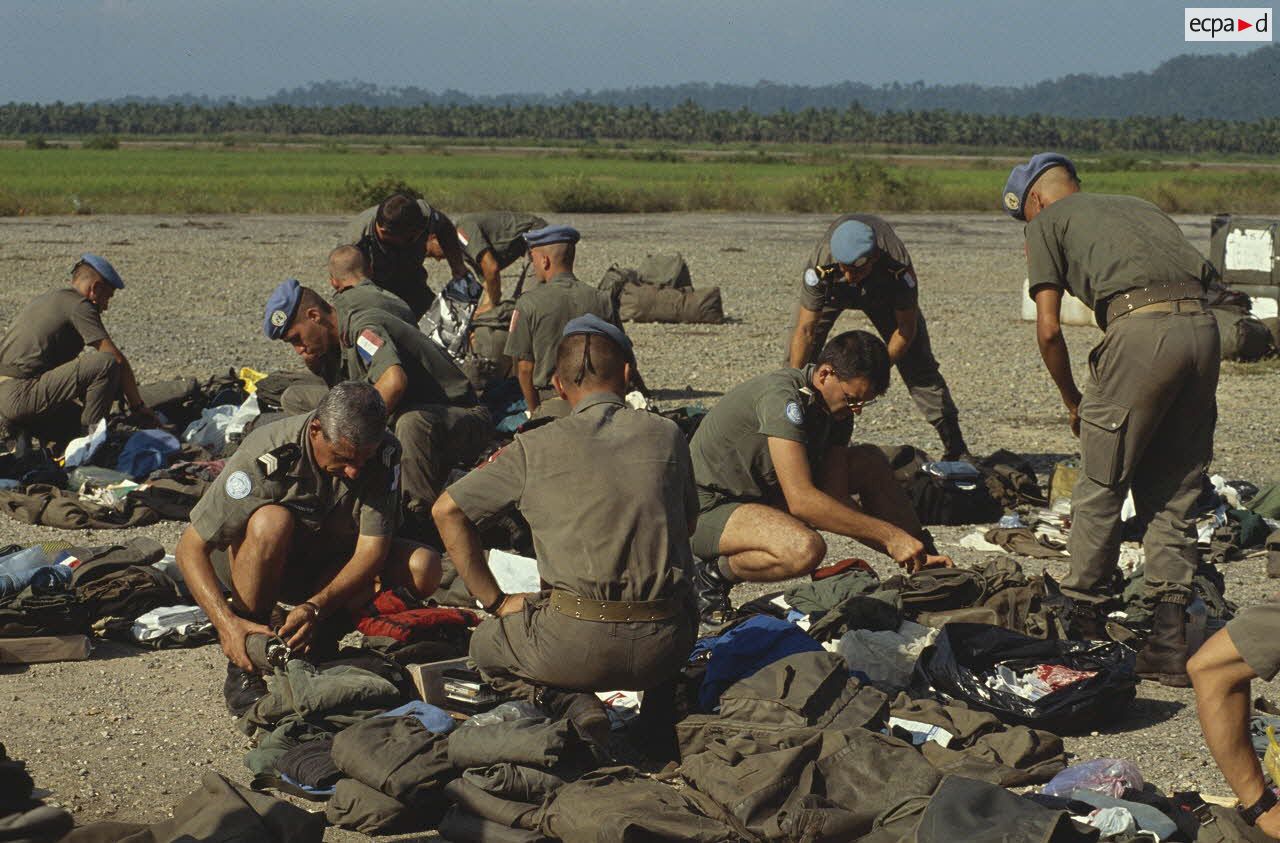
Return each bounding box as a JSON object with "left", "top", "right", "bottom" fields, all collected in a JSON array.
[{"left": 4, "top": 100, "right": 1280, "bottom": 155}]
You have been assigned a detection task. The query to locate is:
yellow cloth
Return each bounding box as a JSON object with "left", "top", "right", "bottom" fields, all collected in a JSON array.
[{"left": 238, "top": 367, "right": 267, "bottom": 395}]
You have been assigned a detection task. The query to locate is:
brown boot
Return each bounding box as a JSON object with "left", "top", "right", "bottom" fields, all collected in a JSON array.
[{"left": 1136, "top": 598, "right": 1190, "bottom": 687}]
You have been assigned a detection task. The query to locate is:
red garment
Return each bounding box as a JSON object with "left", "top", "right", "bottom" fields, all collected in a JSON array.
[
  {"left": 1035, "top": 663, "right": 1097, "bottom": 692},
  {"left": 355, "top": 589, "right": 479, "bottom": 642}
]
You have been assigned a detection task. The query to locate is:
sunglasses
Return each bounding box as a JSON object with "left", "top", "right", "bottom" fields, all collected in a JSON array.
[{"left": 842, "top": 391, "right": 877, "bottom": 411}]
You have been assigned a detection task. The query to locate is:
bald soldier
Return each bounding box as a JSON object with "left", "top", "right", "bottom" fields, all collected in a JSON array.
[
  {"left": 426, "top": 211, "right": 547, "bottom": 315},
  {"left": 505, "top": 225, "right": 620, "bottom": 419},
  {"left": 264, "top": 280, "right": 493, "bottom": 532},
  {"left": 785, "top": 215, "right": 970, "bottom": 461},
  {"left": 175, "top": 383, "right": 440, "bottom": 706},
  {"left": 433, "top": 315, "right": 696, "bottom": 693},
  {"left": 0, "top": 253, "right": 158, "bottom": 444},
  {"left": 347, "top": 193, "right": 471, "bottom": 321},
  {"left": 1004, "top": 152, "right": 1219, "bottom": 685},
  {"left": 690, "top": 330, "right": 950, "bottom": 623},
  {"left": 328, "top": 245, "right": 416, "bottom": 324}
]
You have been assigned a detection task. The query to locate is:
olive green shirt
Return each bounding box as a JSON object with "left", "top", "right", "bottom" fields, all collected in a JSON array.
[
  {"left": 1025, "top": 193, "right": 1213, "bottom": 313},
  {"left": 333, "top": 278, "right": 416, "bottom": 325},
  {"left": 689, "top": 366, "right": 854, "bottom": 504},
  {"left": 338, "top": 306, "right": 477, "bottom": 409},
  {"left": 0, "top": 288, "right": 109, "bottom": 378},
  {"left": 189, "top": 411, "right": 401, "bottom": 547},
  {"left": 346, "top": 199, "right": 445, "bottom": 319},
  {"left": 504, "top": 272, "right": 617, "bottom": 389},
  {"left": 455, "top": 212, "right": 547, "bottom": 273},
  {"left": 800, "top": 214, "right": 919, "bottom": 314},
  {"left": 448, "top": 392, "right": 696, "bottom": 602}
]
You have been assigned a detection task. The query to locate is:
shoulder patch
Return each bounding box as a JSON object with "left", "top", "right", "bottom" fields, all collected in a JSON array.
[
  {"left": 785, "top": 400, "right": 804, "bottom": 425},
  {"left": 356, "top": 328, "right": 385, "bottom": 364},
  {"left": 456, "top": 226, "right": 469, "bottom": 247},
  {"left": 225, "top": 470, "right": 252, "bottom": 500},
  {"left": 803, "top": 268, "right": 821, "bottom": 288},
  {"left": 902, "top": 271, "right": 917, "bottom": 289}
]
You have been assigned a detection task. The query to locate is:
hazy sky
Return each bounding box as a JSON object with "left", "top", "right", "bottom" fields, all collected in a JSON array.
[{"left": 0, "top": 0, "right": 1261, "bottom": 102}]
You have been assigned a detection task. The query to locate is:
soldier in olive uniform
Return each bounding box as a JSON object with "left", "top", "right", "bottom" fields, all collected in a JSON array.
[
  {"left": 0, "top": 253, "right": 158, "bottom": 443},
  {"left": 175, "top": 382, "right": 441, "bottom": 677},
  {"left": 426, "top": 211, "right": 547, "bottom": 315},
  {"left": 690, "top": 330, "right": 950, "bottom": 622},
  {"left": 1005, "top": 152, "right": 1219, "bottom": 685},
  {"left": 1187, "top": 604, "right": 1280, "bottom": 835},
  {"left": 505, "top": 225, "right": 620, "bottom": 419},
  {"left": 784, "top": 215, "right": 970, "bottom": 460},
  {"left": 433, "top": 315, "right": 696, "bottom": 693},
  {"left": 263, "top": 280, "right": 493, "bottom": 530},
  {"left": 347, "top": 194, "right": 471, "bottom": 320},
  {"left": 328, "top": 245, "right": 416, "bottom": 324}
]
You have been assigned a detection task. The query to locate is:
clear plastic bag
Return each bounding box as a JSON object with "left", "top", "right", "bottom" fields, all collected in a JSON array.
[
  {"left": 461, "top": 700, "right": 545, "bottom": 728},
  {"left": 1041, "top": 758, "right": 1144, "bottom": 798}
]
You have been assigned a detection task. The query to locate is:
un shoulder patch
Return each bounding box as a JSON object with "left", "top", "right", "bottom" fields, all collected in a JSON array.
[
  {"left": 225, "top": 470, "right": 252, "bottom": 501},
  {"left": 903, "top": 272, "right": 917, "bottom": 289},
  {"left": 803, "top": 268, "right": 821, "bottom": 288},
  {"left": 785, "top": 401, "right": 804, "bottom": 425}
]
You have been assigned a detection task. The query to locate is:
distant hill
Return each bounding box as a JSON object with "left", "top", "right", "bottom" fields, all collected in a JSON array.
[{"left": 105, "top": 45, "right": 1280, "bottom": 119}]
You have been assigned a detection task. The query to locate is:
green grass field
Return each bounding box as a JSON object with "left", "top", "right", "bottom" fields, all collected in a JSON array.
[{"left": 2, "top": 143, "right": 1278, "bottom": 216}]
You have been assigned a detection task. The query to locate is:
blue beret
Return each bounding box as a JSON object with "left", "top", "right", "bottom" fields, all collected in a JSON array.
[
  {"left": 523, "top": 224, "right": 580, "bottom": 249},
  {"left": 263, "top": 278, "right": 303, "bottom": 340},
  {"left": 562, "top": 314, "right": 633, "bottom": 359},
  {"left": 1002, "top": 152, "right": 1077, "bottom": 220},
  {"left": 829, "top": 221, "right": 876, "bottom": 265},
  {"left": 76, "top": 253, "right": 124, "bottom": 289}
]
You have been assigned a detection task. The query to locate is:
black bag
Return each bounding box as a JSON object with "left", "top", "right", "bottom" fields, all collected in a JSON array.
[
  {"left": 911, "top": 623, "right": 1137, "bottom": 733},
  {"left": 978, "top": 450, "right": 1048, "bottom": 508},
  {"left": 1212, "top": 306, "right": 1273, "bottom": 361},
  {"left": 907, "top": 470, "right": 1003, "bottom": 525}
]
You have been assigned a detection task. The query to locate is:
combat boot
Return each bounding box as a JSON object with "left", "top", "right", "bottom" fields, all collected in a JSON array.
[
  {"left": 223, "top": 661, "right": 268, "bottom": 718},
  {"left": 933, "top": 416, "right": 972, "bottom": 462},
  {"left": 1136, "top": 598, "right": 1191, "bottom": 686},
  {"left": 694, "top": 557, "right": 734, "bottom": 634}
]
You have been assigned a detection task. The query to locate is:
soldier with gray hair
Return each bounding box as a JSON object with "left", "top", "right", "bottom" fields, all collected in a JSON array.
[{"left": 175, "top": 381, "right": 441, "bottom": 710}]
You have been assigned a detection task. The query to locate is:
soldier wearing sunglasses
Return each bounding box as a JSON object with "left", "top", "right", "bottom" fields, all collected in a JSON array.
[{"left": 785, "top": 215, "right": 971, "bottom": 461}]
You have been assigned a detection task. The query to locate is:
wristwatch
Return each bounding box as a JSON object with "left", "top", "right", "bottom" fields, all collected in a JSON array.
[{"left": 1239, "top": 787, "right": 1278, "bottom": 826}]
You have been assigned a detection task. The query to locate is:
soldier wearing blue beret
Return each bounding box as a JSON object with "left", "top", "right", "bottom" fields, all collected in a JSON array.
[
  {"left": 1005, "top": 152, "right": 1219, "bottom": 686},
  {"left": 784, "top": 215, "right": 970, "bottom": 461},
  {"left": 425, "top": 211, "right": 547, "bottom": 316},
  {"left": 0, "top": 253, "right": 158, "bottom": 444},
  {"left": 433, "top": 314, "right": 696, "bottom": 696},
  {"left": 505, "top": 225, "right": 629, "bottom": 420}
]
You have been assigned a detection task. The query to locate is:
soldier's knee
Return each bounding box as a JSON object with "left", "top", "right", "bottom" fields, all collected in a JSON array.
[
  {"left": 847, "top": 443, "right": 892, "bottom": 477},
  {"left": 781, "top": 530, "right": 827, "bottom": 576},
  {"left": 83, "top": 350, "right": 120, "bottom": 379},
  {"left": 406, "top": 545, "right": 442, "bottom": 598},
  {"left": 243, "top": 504, "right": 295, "bottom": 549}
]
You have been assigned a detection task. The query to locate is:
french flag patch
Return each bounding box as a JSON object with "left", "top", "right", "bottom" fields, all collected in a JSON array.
[{"left": 356, "top": 329, "right": 384, "bottom": 364}]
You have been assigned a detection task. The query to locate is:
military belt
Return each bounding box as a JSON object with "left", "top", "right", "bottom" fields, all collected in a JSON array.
[
  {"left": 1103, "top": 282, "right": 1205, "bottom": 329},
  {"left": 549, "top": 589, "right": 679, "bottom": 622}
]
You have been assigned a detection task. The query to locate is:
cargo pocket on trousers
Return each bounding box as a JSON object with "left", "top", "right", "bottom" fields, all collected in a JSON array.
[{"left": 1079, "top": 398, "right": 1129, "bottom": 486}]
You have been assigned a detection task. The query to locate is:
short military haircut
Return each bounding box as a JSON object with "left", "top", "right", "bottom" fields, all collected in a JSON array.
[
  {"left": 315, "top": 381, "right": 386, "bottom": 447},
  {"left": 328, "top": 245, "right": 368, "bottom": 281},
  {"left": 297, "top": 285, "right": 333, "bottom": 315},
  {"left": 817, "top": 330, "right": 891, "bottom": 394},
  {"left": 71, "top": 262, "right": 101, "bottom": 285},
  {"left": 555, "top": 332, "right": 626, "bottom": 388},
  {"left": 375, "top": 194, "right": 427, "bottom": 234},
  {"left": 535, "top": 241, "right": 576, "bottom": 266}
]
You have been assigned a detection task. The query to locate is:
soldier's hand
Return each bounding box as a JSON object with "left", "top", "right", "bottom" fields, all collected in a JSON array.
[
  {"left": 278, "top": 602, "right": 320, "bottom": 652},
  {"left": 495, "top": 592, "right": 536, "bottom": 618},
  {"left": 918, "top": 553, "right": 954, "bottom": 572},
  {"left": 885, "top": 531, "right": 926, "bottom": 570},
  {"left": 1068, "top": 405, "right": 1081, "bottom": 438},
  {"left": 1256, "top": 803, "right": 1280, "bottom": 840},
  {"left": 220, "top": 617, "right": 274, "bottom": 673}
]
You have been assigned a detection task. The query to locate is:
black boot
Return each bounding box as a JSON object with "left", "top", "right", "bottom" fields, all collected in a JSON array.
[
  {"left": 693, "top": 557, "right": 734, "bottom": 634},
  {"left": 1136, "top": 598, "right": 1190, "bottom": 687},
  {"left": 223, "top": 661, "right": 268, "bottom": 718},
  {"left": 932, "top": 416, "right": 972, "bottom": 462}
]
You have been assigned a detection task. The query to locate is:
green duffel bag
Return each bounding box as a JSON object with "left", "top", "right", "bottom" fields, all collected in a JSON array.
[
  {"left": 1212, "top": 305, "right": 1273, "bottom": 361},
  {"left": 618, "top": 285, "right": 724, "bottom": 324}
]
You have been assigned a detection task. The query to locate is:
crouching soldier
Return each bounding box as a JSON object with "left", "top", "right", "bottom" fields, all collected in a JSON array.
[
  {"left": 175, "top": 382, "right": 442, "bottom": 710},
  {"left": 432, "top": 315, "right": 697, "bottom": 694}
]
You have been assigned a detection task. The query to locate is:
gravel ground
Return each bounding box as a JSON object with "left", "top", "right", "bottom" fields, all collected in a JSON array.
[{"left": 2, "top": 212, "right": 1279, "bottom": 838}]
